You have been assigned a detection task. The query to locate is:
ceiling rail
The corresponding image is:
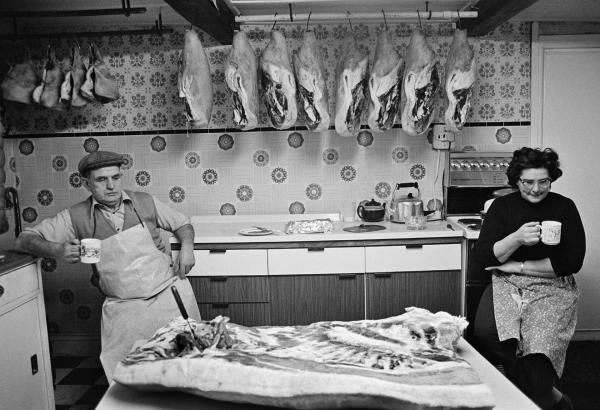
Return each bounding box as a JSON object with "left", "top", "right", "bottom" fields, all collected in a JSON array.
[
  {"left": 236, "top": 10, "right": 478, "bottom": 24},
  {"left": 0, "top": 27, "right": 173, "bottom": 41},
  {"left": 0, "top": 8, "right": 147, "bottom": 19}
]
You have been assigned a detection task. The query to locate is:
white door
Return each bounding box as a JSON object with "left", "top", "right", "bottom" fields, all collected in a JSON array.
[{"left": 532, "top": 34, "right": 600, "bottom": 337}]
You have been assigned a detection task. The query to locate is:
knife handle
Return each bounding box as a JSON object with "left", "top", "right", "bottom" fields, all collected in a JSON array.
[{"left": 171, "top": 286, "right": 189, "bottom": 320}]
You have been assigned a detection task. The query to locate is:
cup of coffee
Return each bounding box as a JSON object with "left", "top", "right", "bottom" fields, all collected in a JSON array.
[
  {"left": 80, "top": 238, "right": 101, "bottom": 263},
  {"left": 540, "top": 221, "right": 561, "bottom": 245}
]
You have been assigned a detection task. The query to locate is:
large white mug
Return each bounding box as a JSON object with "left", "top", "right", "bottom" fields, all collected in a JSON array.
[
  {"left": 80, "top": 238, "right": 101, "bottom": 263},
  {"left": 540, "top": 221, "right": 562, "bottom": 245}
]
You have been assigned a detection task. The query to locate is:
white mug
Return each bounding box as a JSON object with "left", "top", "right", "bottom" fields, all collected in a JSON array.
[
  {"left": 540, "top": 221, "right": 562, "bottom": 245},
  {"left": 80, "top": 238, "right": 101, "bottom": 263}
]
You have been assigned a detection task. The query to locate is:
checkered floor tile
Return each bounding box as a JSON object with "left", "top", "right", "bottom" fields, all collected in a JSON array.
[{"left": 53, "top": 356, "right": 108, "bottom": 410}]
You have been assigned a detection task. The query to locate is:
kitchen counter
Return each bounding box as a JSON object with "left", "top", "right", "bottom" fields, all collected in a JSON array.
[
  {"left": 0, "top": 250, "right": 36, "bottom": 277},
  {"left": 95, "top": 338, "right": 538, "bottom": 410},
  {"left": 177, "top": 215, "right": 463, "bottom": 245}
]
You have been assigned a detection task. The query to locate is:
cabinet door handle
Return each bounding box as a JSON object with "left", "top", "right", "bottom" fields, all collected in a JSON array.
[
  {"left": 31, "top": 354, "right": 38, "bottom": 375},
  {"left": 209, "top": 249, "right": 227, "bottom": 253},
  {"left": 209, "top": 276, "right": 227, "bottom": 282},
  {"left": 307, "top": 247, "right": 325, "bottom": 252},
  {"left": 212, "top": 303, "right": 230, "bottom": 309},
  {"left": 374, "top": 272, "right": 392, "bottom": 278},
  {"left": 0, "top": 285, "right": 4, "bottom": 297},
  {"left": 405, "top": 244, "right": 423, "bottom": 249},
  {"left": 338, "top": 273, "right": 356, "bottom": 280}
]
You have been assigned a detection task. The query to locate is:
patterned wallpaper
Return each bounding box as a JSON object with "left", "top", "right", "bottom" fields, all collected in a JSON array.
[{"left": 0, "top": 21, "right": 531, "bottom": 338}]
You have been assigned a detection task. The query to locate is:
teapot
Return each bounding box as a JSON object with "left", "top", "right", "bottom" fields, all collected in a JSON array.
[{"left": 357, "top": 199, "right": 386, "bottom": 222}]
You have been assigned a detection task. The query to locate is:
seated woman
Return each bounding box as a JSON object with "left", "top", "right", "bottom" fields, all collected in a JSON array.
[{"left": 473, "top": 147, "right": 585, "bottom": 410}]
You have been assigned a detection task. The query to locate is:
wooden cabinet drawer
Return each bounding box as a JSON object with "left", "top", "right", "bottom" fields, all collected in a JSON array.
[
  {"left": 198, "top": 302, "right": 270, "bottom": 326},
  {"left": 176, "top": 249, "right": 268, "bottom": 276},
  {"left": 365, "top": 243, "right": 461, "bottom": 272},
  {"left": 0, "top": 263, "right": 38, "bottom": 310},
  {"left": 268, "top": 247, "right": 364, "bottom": 275},
  {"left": 188, "top": 276, "right": 269, "bottom": 303}
]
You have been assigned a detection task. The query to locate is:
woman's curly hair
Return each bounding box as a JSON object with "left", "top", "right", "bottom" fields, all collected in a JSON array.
[{"left": 506, "top": 147, "right": 563, "bottom": 188}]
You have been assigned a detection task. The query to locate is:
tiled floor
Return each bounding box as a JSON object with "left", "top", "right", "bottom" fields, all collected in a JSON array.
[{"left": 53, "top": 355, "right": 108, "bottom": 410}]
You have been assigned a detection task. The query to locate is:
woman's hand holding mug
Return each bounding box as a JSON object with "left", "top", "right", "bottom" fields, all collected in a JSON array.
[{"left": 515, "top": 221, "right": 542, "bottom": 246}]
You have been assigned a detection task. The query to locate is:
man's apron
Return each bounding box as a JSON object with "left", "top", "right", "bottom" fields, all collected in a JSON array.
[
  {"left": 96, "top": 221, "right": 200, "bottom": 381},
  {"left": 492, "top": 271, "right": 578, "bottom": 376}
]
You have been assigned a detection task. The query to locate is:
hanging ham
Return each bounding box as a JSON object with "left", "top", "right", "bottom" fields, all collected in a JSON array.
[
  {"left": 444, "top": 29, "right": 476, "bottom": 132},
  {"left": 58, "top": 55, "right": 73, "bottom": 110},
  {"left": 293, "top": 30, "right": 330, "bottom": 132},
  {"left": 81, "top": 43, "right": 119, "bottom": 104},
  {"left": 178, "top": 29, "right": 213, "bottom": 127},
  {"left": 368, "top": 29, "right": 404, "bottom": 132},
  {"left": 70, "top": 44, "right": 89, "bottom": 108},
  {"left": 334, "top": 34, "right": 368, "bottom": 137},
  {"left": 260, "top": 30, "right": 297, "bottom": 130},
  {"left": 225, "top": 31, "right": 259, "bottom": 130},
  {"left": 401, "top": 30, "right": 440, "bottom": 136},
  {"left": 33, "top": 46, "right": 64, "bottom": 109},
  {"left": 1, "top": 59, "right": 38, "bottom": 104}
]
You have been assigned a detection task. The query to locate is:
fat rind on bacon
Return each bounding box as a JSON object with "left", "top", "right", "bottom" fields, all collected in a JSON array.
[
  {"left": 367, "top": 29, "right": 404, "bottom": 132},
  {"left": 260, "top": 30, "right": 297, "bottom": 130},
  {"left": 293, "top": 30, "right": 330, "bottom": 132},
  {"left": 401, "top": 30, "right": 440, "bottom": 136},
  {"left": 334, "top": 34, "right": 369, "bottom": 137},
  {"left": 115, "top": 308, "right": 494, "bottom": 409},
  {"left": 178, "top": 29, "right": 213, "bottom": 127},
  {"left": 225, "top": 31, "right": 259, "bottom": 130},
  {"left": 444, "top": 29, "right": 476, "bottom": 132}
]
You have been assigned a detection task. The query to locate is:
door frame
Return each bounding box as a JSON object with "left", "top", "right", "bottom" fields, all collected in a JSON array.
[{"left": 530, "top": 23, "right": 600, "bottom": 148}]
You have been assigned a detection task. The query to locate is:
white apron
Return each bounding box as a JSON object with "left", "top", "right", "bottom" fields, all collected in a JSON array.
[
  {"left": 492, "top": 271, "right": 578, "bottom": 376},
  {"left": 96, "top": 222, "right": 200, "bottom": 381}
]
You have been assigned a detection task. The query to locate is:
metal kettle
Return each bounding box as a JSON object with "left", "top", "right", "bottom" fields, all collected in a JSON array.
[{"left": 388, "top": 182, "right": 425, "bottom": 223}]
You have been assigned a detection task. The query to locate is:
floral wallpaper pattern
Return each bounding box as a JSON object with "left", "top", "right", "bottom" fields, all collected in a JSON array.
[{"left": 2, "top": 22, "right": 530, "bottom": 135}]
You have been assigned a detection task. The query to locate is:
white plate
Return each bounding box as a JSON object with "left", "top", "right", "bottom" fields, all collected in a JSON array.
[{"left": 238, "top": 228, "right": 273, "bottom": 236}]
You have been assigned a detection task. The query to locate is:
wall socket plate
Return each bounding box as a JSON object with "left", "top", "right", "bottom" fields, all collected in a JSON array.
[{"left": 431, "top": 124, "right": 455, "bottom": 150}]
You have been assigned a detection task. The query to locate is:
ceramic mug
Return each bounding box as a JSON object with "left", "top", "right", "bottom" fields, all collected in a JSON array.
[
  {"left": 80, "top": 238, "right": 101, "bottom": 263},
  {"left": 540, "top": 221, "right": 561, "bottom": 245}
]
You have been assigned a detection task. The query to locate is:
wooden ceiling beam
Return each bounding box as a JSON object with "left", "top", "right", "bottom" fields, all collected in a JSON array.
[
  {"left": 163, "top": 0, "right": 235, "bottom": 45},
  {"left": 463, "top": 0, "right": 541, "bottom": 36}
]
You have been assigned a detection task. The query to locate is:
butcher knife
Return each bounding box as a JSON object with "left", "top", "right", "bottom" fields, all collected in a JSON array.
[{"left": 170, "top": 285, "right": 203, "bottom": 350}]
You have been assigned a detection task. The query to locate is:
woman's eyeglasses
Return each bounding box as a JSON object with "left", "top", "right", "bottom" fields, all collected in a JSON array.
[{"left": 519, "top": 178, "right": 552, "bottom": 189}]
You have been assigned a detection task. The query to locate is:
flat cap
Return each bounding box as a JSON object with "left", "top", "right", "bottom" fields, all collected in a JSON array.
[{"left": 78, "top": 151, "right": 125, "bottom": 175}]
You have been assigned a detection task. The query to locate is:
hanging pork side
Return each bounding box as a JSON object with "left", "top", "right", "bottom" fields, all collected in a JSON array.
[
  {"left": 31, "top": 46, "right": 64, "bottom": 109},
  {"left": 401, "top": 30, "right": 440, "bottom": 136},
  {"left": 444, "top": 29, "right": 476, "bottom": 132},
  {"left": 69, "top": 44, "right": 88, "bottom": 108},
  {"left": 225, "top": 31, "right": 259, "bottom": 130},
  {"left": 178, "top": 29, "right": 213, "bottom": 127},
  {"left": 260, "top": 30, "right": 297, "bottom": 130},
  {"left": 58, "top": 55, "right": 73, "bottom": 110},
  {"left": 367, "top": 29, "right": 404, "bottom": 132},
  {"left": 81, "top": 43, "right": 119, "bottom": 104},
  {"left": 334, "top": 34, "right": 368, "bottom": 137},
  {"left": 293, "top": 30, "right": 330, "bottom": 132},
  {"left": 0, "top": 101, "right": 8, "bottom": 234},
  {"left": 1, "top": 59, "right": 38, "bottom": 104}
]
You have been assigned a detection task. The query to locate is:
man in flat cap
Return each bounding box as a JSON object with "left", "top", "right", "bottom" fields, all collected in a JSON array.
[{"left": 15, "top": 150, "right": 200, "bottom": 381}]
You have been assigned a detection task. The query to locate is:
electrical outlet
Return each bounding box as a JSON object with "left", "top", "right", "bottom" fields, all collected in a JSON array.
[{"left": 432, "top": 124, "right": 455, "bottom": 150}]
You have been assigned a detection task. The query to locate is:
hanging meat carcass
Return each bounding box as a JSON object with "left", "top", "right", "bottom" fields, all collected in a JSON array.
[
  {"left": 225, "top": 31, "right": 259, "bottom": 130},
  {"left": 293, "top": 30, "right": 330, "bottom": 132},
  {"left": 367, "top": 29, "right": 404, "bottom": 132},
  {"left": 260, "top": 30, "right": 297, "bottom": 130},
  {"left": 334, "top": 34, "right": 368, "bottom": 137},
  {"left": 31, "top": 46, "right": 64, "bottom": 109},
  {"left": 444, "top": 29, "right": 476, "bottom": 132},
  {"left": 81, "top": 42, "right": 119, "bottom": 104},
  {"left": 1, "top": 59, "right": 38, "bottom": 104},
  {"left": 178, "top": 29, "right": 213, "bottom": 127},
  {"left": 70, "top": 44, "right": 89, "bottom": 107},
  {"left": 401, "top": 31, "right": 440, "bottom": 136},
  {"left": 58, "top": 55, "right": 73, "bottom": 110}
]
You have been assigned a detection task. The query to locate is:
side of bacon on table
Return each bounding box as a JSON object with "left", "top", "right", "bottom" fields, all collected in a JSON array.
[
  {"left": 113, "top": 307, "right": 494, "bottom": 409},
  {"left": 1, "top": 42, "right": 119, "bottom": 110}
]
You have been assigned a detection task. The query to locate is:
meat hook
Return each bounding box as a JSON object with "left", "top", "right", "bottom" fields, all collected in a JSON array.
[
  {"left": 381, "top": 9, "right": 388, "bottom": 30},
  {"left": 271, "top": 12, "right": 278, "bottom": 31},
  {"left": 306, "top": 11, "right": 312, "bottom": 31}
]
